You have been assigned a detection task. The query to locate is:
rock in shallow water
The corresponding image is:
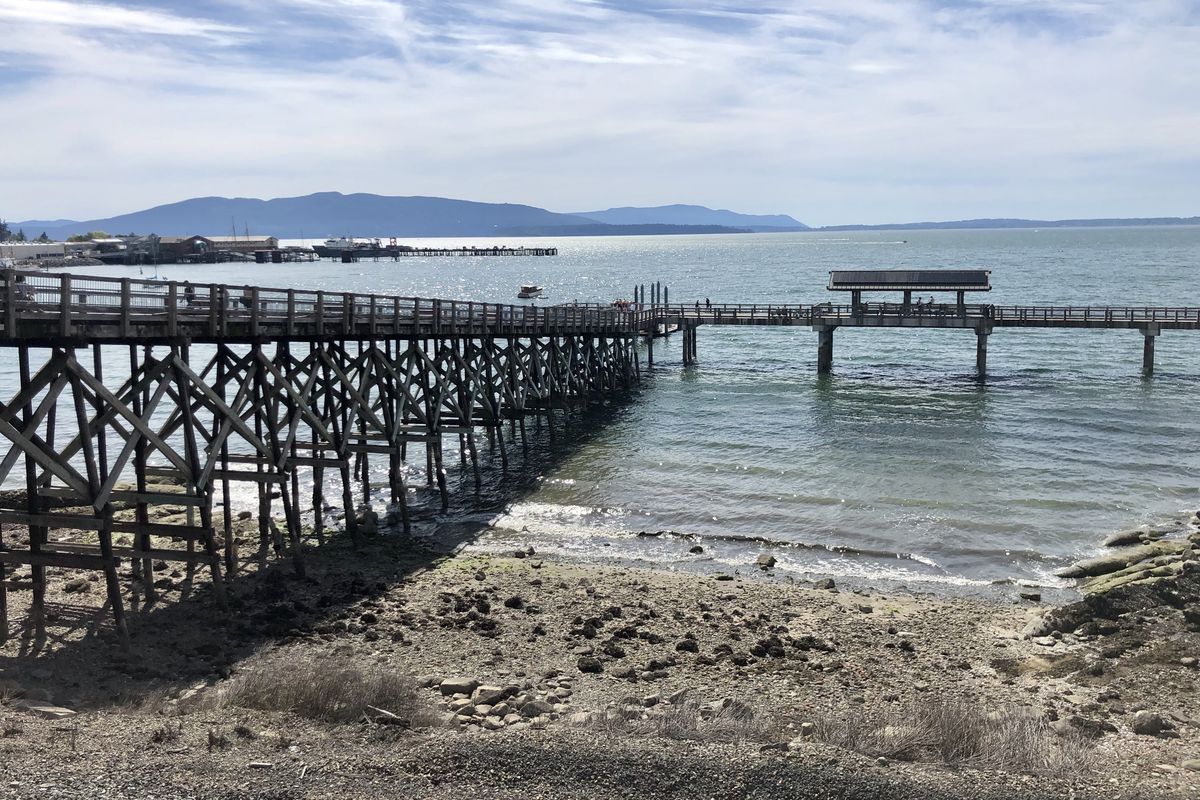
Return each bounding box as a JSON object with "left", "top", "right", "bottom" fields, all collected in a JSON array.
[{"left": 1056, "top": 541, "right": 1187, "bottom": 579}]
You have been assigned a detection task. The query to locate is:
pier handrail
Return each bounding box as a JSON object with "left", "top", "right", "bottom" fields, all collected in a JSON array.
[
  {"left": 5, "top": 269, "right": 1200, "bottom": 345},
  {"left": 0, "top": 269, "right": 644, "bottom": 341}
]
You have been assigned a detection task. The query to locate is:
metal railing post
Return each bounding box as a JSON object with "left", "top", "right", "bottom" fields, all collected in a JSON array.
[
  {"left": 3, "top": 269, "right": 15, "bottom": 338},
  {"left": 207, "top": 283, "right": 218, "bottom": 336},
  {"left": 167, "top": 281, "right": 178, "bottom": 337},
  {"left": 59, "top": 274, "right": 71, "bottom": 337}
]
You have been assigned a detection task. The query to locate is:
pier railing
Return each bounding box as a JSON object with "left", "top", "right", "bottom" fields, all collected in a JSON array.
[
  {"left": 629, "top": 302, "right": 1200, "bottom": 329},
  {"left": 5, "top": 270, "right": 1200, "bottom": 344},
  {"left": 0, "top": 270, "right": 648, "bottom": 342}
]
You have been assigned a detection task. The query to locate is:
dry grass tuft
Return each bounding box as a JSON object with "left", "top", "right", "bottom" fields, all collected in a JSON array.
[
  {"left": 214, "top": 654, "right": 441, "bottom": 727},
  {"left": 207, "top": 728, "right": 231, "bottom": 751},
  {"left": 810, "top": 700, "right": 1095, "bottom": 775},
  {"left": 582, "top": 695, "right": 778, "bottom": 743},
  {"left": 150, "top": 721, "right": 183, "bottom": 744}
]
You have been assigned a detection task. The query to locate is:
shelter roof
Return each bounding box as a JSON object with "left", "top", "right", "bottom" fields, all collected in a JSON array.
[{"left": 827, "top": 270, "right": 991, "bottom": 292}]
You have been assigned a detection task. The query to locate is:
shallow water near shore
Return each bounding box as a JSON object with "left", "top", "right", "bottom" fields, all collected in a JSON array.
[{"left": 25, "top": 226, "right": 1200, "bottom": 590}]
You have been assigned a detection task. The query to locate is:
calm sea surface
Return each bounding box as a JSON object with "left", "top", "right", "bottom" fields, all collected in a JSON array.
[{"left": 31, "top": 227, "right": 1200, "bottom": 590}]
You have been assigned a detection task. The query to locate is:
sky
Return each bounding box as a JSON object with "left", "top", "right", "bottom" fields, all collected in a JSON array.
[{"left": 1, "top": 0, "right": 1198, "bottom": 226}]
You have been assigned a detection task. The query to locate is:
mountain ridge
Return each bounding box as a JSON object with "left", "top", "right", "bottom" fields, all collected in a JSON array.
[
  {"left": 11, "top": 195, "right": 1199, "bottom": 239},
  {"left": 11, "top": 193, "right": 803, "bottom": 240},
  {"left": 13, "top": 193, "right": 598, "bottom": 240}
]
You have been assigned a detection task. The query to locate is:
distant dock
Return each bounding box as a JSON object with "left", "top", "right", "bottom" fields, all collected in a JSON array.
[{"left": 336, "top": 246, "right": 557, "bottom": 262}]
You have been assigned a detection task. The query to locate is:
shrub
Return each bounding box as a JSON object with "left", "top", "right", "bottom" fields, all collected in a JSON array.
[
  {"left": 215, "top": 654, "right": 440, "bottom": 727},
  {"left": 150, "top": 721, "right": 183, "bottom": 743},
  {"left": 809, "top": 700, "right": 1095, "bottom": 775},
  {"left": 582, "top": 694, "right": 778, "bottom": 743}
]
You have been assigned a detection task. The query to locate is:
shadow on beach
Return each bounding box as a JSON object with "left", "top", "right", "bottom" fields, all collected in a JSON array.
[{"left": 0, "top": 394, "right": 640, "bottom": 709}]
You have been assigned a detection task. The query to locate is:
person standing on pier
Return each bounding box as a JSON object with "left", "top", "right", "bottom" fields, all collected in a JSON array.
[{"left": 183, "top": 282, "right": 196, "bottom": 306}]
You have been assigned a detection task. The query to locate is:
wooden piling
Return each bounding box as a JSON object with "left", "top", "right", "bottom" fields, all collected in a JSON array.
[{"left": 817, "top": 326, "right": 835, "bottom": 375}]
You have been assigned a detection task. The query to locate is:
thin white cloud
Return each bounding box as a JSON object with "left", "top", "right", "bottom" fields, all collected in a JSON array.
[
  {"left": 0, "top": 1, "right": 1197, "bottom": 224},
  {"left": 0, "top": 0, "right": 248, "bottom": 39}
]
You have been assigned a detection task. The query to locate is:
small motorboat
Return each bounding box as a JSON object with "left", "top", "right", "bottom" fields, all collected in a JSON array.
[{"left": 517, "top": 284, "right": 543, "bottom": 299}]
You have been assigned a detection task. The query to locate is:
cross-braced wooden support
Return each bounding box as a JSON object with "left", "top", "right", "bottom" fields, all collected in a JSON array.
[{"left": 0, "top": 331, "right": 639, "bottom": 641}]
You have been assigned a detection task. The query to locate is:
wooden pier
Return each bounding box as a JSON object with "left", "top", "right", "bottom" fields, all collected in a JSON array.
[
  {"left": 1, "top": 266, "right": 1197, "bottom": 643},
  {"left": 0, "top": 270, "right": 636, "bottom": 643},
  {"left": 641, "top": 271, "right": 1199, "bottom": 377}
]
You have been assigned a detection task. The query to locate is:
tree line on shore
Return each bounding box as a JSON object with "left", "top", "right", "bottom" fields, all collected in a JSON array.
[
  {"left": 1, "top": 219, "right": 113, "bottom": 243},
  {"left": 0, "top": 220, "right": 50, "bottom": 243}
]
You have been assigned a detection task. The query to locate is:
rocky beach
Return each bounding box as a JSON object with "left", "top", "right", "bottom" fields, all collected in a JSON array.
[{"left": 0, "top": 501, "right": 1197, "bottom": 799}]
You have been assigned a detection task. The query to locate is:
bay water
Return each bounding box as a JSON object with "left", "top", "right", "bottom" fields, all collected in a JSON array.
[{"left": 35, "top": 226, "right": 1200, "bottom": 592}]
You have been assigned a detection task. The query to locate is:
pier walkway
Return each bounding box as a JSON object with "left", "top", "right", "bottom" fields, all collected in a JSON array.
[
  {"left": 0, "top": 267, "right": 1196, "bottom": 643},
  {"left": 645, "top": 301, "right": 1200, "bottom": 374}
]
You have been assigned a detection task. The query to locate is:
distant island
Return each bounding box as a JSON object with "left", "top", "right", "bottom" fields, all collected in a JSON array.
[
  {"left": 8, "top": 194, "right": 789, "bottom": 241},
  {"left": 7, "top": 192, "right": 1198, "bottom": 241}
]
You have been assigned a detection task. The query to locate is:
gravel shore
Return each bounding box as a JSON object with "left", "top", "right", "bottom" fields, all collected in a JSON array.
[{"left": 1, "top": 518, "right": 1197, "bottom": 799}]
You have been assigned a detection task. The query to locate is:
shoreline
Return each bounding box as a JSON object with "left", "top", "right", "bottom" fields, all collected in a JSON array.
[{"left": 0, "top": 506, "right": 1197, "bottom": 798}]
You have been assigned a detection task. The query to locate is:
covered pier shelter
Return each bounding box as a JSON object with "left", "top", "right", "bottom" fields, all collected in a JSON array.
[
  {"left": 816, "top": 269, "right": 995, "bottom": 376},
  {"left": 827, "top": 269, "right": 991, "bottom": 313}
]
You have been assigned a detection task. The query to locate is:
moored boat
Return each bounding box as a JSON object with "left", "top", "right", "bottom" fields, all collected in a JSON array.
[{"left": 517, "top": 284, "right": 543, "bottom": 299}]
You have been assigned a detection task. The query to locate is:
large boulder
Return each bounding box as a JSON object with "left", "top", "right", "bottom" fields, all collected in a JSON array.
[
  {"left": 438, "top": 677, "right": 479, "bottom": 696},
  {"left": 472, "top": 685, "right": 514, "bottom": 706},
  {"left": 1131, "top": 711, "right": 1175, "bottom": 737},
  {"left": 519, "top": 699, "right": 554, "bottom": 718},
  {"left": 1056, "top": 540, "right": 1187, "bottom": 579}
]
